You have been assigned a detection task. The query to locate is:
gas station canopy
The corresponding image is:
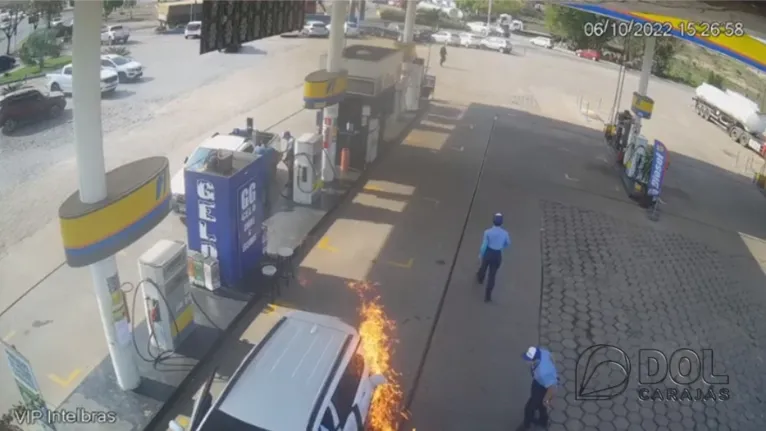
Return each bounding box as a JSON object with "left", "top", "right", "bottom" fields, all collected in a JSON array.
[{"left": 567, "top": 1, "right": 766, "bottom": 71}]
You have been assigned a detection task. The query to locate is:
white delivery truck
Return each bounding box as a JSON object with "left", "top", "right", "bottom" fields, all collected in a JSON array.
[{"left": 693, "top": 83, "right": 766, "bottom": 154}]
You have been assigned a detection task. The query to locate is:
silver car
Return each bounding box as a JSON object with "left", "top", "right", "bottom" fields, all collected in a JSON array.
[
  {"left": 481, "top": 36, "right": 513, "bottom": 54},
  {"left": 431, "top": 30, "right": 460, "bottom": 46}
]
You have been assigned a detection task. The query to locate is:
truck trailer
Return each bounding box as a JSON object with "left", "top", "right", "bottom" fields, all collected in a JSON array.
[{"left": 693, "top": 83, "right": 766, "bottom": 155}]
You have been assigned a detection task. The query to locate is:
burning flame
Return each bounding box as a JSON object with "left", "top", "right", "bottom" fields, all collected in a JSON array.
[{"left": 349, "top": 280, "right": 407, "bottom": 431}]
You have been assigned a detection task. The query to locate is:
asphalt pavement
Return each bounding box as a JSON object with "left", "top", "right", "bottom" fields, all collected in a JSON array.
[{"left": 151, "top": 34, "right": 766, "bottom": 431}]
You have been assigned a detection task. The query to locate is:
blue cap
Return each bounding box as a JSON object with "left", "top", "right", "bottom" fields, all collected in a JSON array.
[{"left": 493, "top": 213, "right": 503, "bottom": 226}]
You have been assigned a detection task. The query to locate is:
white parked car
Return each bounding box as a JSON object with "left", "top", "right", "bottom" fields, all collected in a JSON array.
[
  {"left": 530, "top": 36, "right": 553, "bottom": 49},
  {"left": 46, "top": 64, "right": 119, "bottom": 96},
  {"left": 100, "top": 24, "right": 130, "bottom": 45},
  {"left": 302, "top": 21, "right": 330, "bottom": 37},
  {"left": 100, "top": 54, "right": 143, "bottom": 83},
  {"left": 481, "top": 36, "right": 512, "bottom": 54},
  {"left": 184, "top": 21, "right": 202, "bottom": 39},
  {"left": 344, "top": 21, "right": 360, "bottom": 37},
  {"left": 431, "top": 30, "right": 460, "bottom": 46},
  {"left": 459, "top": 32, "right": 483, "bottom": 49},
  {"left": 168, "top": 309, "right": 387, "bottom": 431}
]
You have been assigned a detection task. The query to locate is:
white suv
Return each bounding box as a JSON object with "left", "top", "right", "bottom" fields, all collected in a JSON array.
[
  {"left": 172, "top": 309, "right": 387, "bottom": 431},
  {"left": 459, "top": 32, "right": 482, "bottom": 49},
  {"left": 481, "top": 36, "right": 512, "bottom": 54}
]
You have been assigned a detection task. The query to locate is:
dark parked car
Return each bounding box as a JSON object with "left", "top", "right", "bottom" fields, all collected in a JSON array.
[
  {"left": 0, "top": 55, "right": 15, "bottom": 74},
  {"left": 0, "top": 87, "right": 66, "bottom": 134},
  {"left": 413, "top": 29, "right": 434, "bottom": 43}
]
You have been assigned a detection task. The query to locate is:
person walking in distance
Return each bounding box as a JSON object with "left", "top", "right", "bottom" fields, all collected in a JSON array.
[
  {"left": 439, "top": 44, "right": 447, "bottom": 67},
  {"left": 517, "top": 346, "right": 558, "bottom": 430},
  {"left": 476, "top": 212, "right": 510, "bottom": 302}
]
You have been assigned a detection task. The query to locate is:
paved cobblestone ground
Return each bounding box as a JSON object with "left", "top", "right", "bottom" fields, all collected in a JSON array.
[{"left": 540, "top": 200, "right": 766, "bottom": 431}]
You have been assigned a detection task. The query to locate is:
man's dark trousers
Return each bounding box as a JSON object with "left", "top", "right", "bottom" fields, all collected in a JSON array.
[
  {"left": 476, "top": 248, "right": 501, "bottom": 301},
  {"left": 523, "top": 380, "right": 549, "bottom": 428}
]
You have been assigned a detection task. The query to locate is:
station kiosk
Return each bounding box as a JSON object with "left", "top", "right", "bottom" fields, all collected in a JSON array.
[{"left": 184, "top": 148, "right": 274, "bottom": 290}]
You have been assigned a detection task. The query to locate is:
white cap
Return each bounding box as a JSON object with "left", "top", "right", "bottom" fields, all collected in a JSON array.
[{"left": 523, "top": 346, "right": 539, "bottom": 361}]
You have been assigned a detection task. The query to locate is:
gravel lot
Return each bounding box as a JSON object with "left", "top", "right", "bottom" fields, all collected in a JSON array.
[{"left": 0, "top": 30, "right": 315, "bottom": 255}]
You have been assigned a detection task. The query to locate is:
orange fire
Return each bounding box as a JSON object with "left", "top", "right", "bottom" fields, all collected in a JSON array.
[{"left": 349, "top": 281, "right": 407, "bottom": 431}]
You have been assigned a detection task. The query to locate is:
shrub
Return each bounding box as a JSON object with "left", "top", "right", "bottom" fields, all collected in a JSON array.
[
  {"left": 707, "top": 71, "right": 725, "bottom": 89},
  {"left": 102, "top": 45, "right": 131, "bottom": 57},
  {"left": 18, "top": 29, "right": 61, "bottom": 71}
]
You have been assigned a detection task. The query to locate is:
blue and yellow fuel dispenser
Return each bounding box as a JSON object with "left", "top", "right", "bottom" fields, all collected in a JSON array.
[{"left": 184, "top": 148, "right": 275, "bottom": 290}]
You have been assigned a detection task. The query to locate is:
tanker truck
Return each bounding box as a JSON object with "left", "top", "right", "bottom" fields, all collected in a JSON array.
[{"left": 693, "top": 83, "right": 766, "bottom": 155}]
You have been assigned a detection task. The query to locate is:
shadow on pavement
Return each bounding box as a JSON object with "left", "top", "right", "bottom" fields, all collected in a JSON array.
[
  {"left": 93, "top": 100, "right": 766, "bottom": 431},
  {"left": 104, "top": 89, "right": 136, "bottom": 100},
  {"left": 132, "top": 76, "right": 155, "bottom": 84},
  {"left": 238, "top": 45, "right": 267, "bottom": 55},
  {"left": 6, "top": 109, "right": 73, "bottom": 138},
  {"left": 270, "top": 101, "right": 766, "bottom": 430}
]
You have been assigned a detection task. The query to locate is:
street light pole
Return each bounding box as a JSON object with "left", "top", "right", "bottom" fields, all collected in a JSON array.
[{"left": 486, "top": 0, "right": 493, "bottom": 35}]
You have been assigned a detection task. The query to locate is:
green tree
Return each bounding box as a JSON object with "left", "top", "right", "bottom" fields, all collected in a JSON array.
[
  {"left": 621, "top": 37, "right": 682, "bottom": 76},
  {"left": 18, "top": 29, "right": 61, "bottom": 71},
  {"left": 29, "top": 0, "right": 64, "bottom": 29},
  {"left": 0, "top": 5, "right": 22, "bottom": 55},
  {"left": 544, "top": 4, "right": 614, "bottom": 50},
  {"left": 417, "top": 9, "right": 441, "bottom": 28},
  {"left": 123, "top": 0, "right": 137, "bottom": 19},
  {"left": 707, "top": 71, "right": 725, "bottom": 88},
  {"left": 103, "top": 0, "right": 124, "bottom": 20},
  {"left": 456, "top": 0, "right": 523, "bottom": 16}
]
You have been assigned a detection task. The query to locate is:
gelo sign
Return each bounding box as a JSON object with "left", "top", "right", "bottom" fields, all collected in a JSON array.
[
  {"left": 238, "top": 180, "right": 258, "bottom": 252},
  {"left": 196, "top": 179, "right": 217, "bottom": 259}
]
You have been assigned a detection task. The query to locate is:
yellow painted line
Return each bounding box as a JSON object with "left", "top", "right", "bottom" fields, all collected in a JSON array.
[
  {"left": 48, "top": 369, "right": 82, "bottom": 387},
  {"left": 387, "top": 258, "right": 414, "bottom": 269},
  {"left": 317, "top": 237, "right": 338, "bottom": 253},
  {"left": 2, "top": 330, "right": 16, "bottom": 342},
  {"left": 363, "top": 184, "right": 385, "bottom": 192}
]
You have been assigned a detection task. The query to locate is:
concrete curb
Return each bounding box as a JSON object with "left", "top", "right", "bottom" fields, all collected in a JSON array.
[{"left": 142, "top": 104, "right": 429, "bottom": 431}]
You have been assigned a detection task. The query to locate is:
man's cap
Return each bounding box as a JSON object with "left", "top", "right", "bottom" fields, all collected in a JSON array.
[
  {"left": 523, "top": 346, "right": 541, "bottom": 361},
  {"left": 493, "top": 213, "right": 503, "bottom": 226}
]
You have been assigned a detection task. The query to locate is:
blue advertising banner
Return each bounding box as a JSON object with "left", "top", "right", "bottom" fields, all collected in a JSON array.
[
  {"left": 648, "top": 140, "right": 668, "bottom": 197},
  {"left": 238, "top": 179, "right": 259, "bottom": 253}
]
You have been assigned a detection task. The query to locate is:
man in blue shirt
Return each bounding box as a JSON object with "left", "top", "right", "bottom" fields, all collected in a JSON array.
[
  {"left": 518, "top": 346, "right": 558, "bottom": 430},
  {"left": 476, "top": 213, "right": 510, "bottom": 302}
]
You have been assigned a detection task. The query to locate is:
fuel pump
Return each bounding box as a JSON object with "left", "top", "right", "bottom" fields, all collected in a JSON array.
[
  {"left": 138, "top": 240, "right": 195, "bottom": 352},
  {"left": 293, "top": 133, "right": 323, "bottom": 205}
]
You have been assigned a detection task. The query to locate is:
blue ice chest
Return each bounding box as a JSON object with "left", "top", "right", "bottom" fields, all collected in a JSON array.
[{"left": 184, "top": 149, "right": 273, "bottom": 289}]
